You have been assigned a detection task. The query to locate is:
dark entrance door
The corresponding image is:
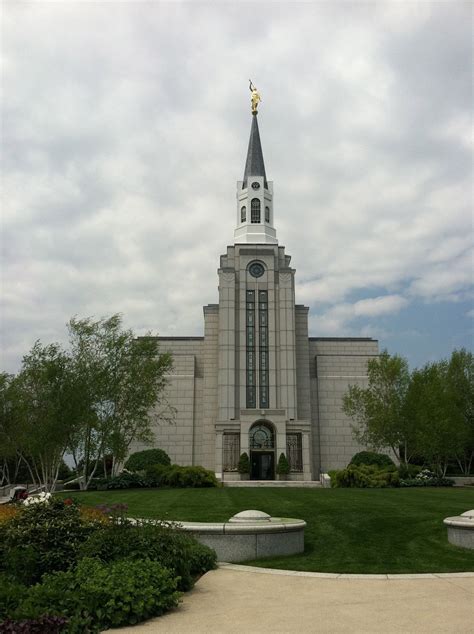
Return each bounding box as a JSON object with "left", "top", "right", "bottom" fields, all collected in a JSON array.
[{"left": 250, "top": 451, "right": 275, "bottom": 480}]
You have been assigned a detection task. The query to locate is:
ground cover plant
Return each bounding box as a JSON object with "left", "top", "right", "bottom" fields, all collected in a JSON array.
[
  {"left": 57, "top": 487, "right": 474, "bottom": 574},
  {"left": 0, "top": 496, "right": 216, "bottom": 632}
]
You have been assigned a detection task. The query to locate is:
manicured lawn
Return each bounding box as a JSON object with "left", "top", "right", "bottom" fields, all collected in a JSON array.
[{"left": 57, "top": 487, "right": 474, "bottom": 573}]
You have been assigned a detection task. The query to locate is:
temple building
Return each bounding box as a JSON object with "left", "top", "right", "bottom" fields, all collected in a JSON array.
[{"left": 137, "top": 103, "right": 379, "bottom": 481}]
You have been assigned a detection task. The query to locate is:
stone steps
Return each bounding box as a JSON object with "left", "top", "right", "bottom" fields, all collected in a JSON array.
[{"left": 222, "top": 480, "right": 322, "bottom": 488}]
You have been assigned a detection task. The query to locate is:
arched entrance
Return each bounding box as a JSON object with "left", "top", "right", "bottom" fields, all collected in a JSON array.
[{"left": 249, "top": 422, "right": 275, "bottom": 480}]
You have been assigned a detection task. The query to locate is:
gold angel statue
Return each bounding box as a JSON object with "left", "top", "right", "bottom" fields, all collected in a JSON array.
[{"left": 249, "top": 79, "right": 261, "bottom": 114}]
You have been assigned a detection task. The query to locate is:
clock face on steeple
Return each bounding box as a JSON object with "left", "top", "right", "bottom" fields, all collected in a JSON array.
[{"left": 251, "top": 182, "right": 260, "bottom": 190}]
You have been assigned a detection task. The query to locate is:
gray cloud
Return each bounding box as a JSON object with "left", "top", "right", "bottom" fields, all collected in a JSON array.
[{"left": 1, "top": 1, "right": 472, "bottom": 371}]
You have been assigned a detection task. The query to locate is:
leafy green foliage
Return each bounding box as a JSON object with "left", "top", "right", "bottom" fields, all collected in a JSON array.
[
  {"left": 78, "top": 521, "right": 216, "bottom": 591},
  {"left": 125, "top": 448, "right": 171, "bottom": 472},
  {"left": 405, "top": 351, "right": 474, "bottom": 476},
  {"left": 15, "top": 557, "right": 180, "bottom": 631},
  {"left": 0, "top": 498, "right": 102, "bottom": 584},
  {"left": 350, "top": 451, "right": 395, "bottom": 468},
  {"left": 103, "top": 472, "right": 147, "bottom": 489},
  {"left": 145, "top": 465, "right": 218, "bottom": 488},
  {"left": 343, "top": 349, "right": 474, "bottom": 473},
  {"left": 238, "top": 452, "right": 250, "bottom": 474},
  {"left": 0, "top": 615, "right": 69, "bottom": 633},
  {"left": 399, "top": 469, "right": 454, "bottom": 487},
  {"left": 342, "top": 350, "right": 411, "bottom": 463},
  {"left": 67, "top": 314, "right": 173, "bottom": 490},
  {"left": 331, "top": 464, "right": 400, "bottom": 488},
  {"left": 0, "top": 346, "right": 76, "bottom": 492},
  {"left": 276, "top": 453, "right": 290, "bottom": 475},
  {"left": 0, "top": 574, "right": 27, "bottom": 621}
]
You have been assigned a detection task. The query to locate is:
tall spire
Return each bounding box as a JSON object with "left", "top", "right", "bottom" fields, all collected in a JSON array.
[
  {"left": 234, "top": 109, "right": 277, "bottom": 245},
  {"left": 242, "top": 114, "right": 268, "bottom": 189}
]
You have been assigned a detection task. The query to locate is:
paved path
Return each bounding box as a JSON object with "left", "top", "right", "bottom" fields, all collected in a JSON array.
[{"left": 118, "top": 564, "right": 474, "bottom": 633}]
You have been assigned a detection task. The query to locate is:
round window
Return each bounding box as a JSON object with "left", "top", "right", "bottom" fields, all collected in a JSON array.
[{"left": 249, "top": 262, "right": 265, "bottom": 278}]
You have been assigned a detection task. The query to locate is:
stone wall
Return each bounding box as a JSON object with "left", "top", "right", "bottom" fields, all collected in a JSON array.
[
  {"left": 309, "top": 338, "right": 379, "bottom": 472},
  {"left": 131, "top": 338, "right": 203, "bottom": 466}
]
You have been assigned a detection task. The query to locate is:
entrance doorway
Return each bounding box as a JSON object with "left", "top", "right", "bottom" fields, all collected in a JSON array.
[
  {"left": 250, "top": 451, "right": 275, "bottom": 480},
  {"left": 249, "top": 421, "right": 276, "bottom": 480}
]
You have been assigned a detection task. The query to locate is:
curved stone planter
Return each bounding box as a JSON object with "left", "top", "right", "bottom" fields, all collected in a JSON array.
[
  {"left": 178, "top": 510, "right": 306, "bottom": 562},
  {"left": 444, "top": 509, "right": 474, "bottom": 550}
]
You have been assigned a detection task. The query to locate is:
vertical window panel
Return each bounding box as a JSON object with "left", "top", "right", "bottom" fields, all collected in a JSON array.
[
  {"left": 223, "top": 433, "right": 240, "bottom": 471},
  {"left": 286, "top": 433, "right": 303, "bottom": 471},
  {"left": 246, "top": 290, "right": 256, "bottom": 408},
  {"left": 259, "top": 290, "right": 269, "bottom": 408}
]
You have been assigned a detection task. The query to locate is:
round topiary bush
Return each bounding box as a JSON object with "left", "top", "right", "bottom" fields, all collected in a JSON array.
[
  {"left": 124, "top": 448, "right": 171, "bottom": 472},
  {"left": 349, "top": 451, "right": 395, "bottom": 469}
]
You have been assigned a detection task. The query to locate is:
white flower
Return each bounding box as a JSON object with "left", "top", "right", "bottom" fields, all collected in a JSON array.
[{"left": 22, "top": 492, "right": 52, "bottom": 505}]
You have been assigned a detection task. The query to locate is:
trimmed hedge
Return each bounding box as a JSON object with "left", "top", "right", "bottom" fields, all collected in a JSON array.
[
  {"left": 145, "top": 465, "right": 218, "bottom": 488},
  {"left": 331, "top": 464, "right": 400, "bottom": 488},
  {"left": 349, "top": 451, "right": 395, "bottom": 469},
  {"left": 124, "top": 448, "right": 171, "bottom": 472}
]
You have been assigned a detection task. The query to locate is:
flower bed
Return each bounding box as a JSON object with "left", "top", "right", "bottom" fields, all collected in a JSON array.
[{"left": 0, "top": 495, "right": 217, "bottom": 632}]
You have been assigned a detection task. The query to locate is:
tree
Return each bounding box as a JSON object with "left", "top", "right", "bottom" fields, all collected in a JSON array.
[
  {"left": 406, "top": 351, "right": 474, "bottom": 476},
  {"left": 0, "top": 372, "right": 19, "bottom": 486},
  {"left": 446, "top": 349, "right": 474, "bottom": 475},
  {"left": 0, "top": 343, "right": 74, "bottom": 492},
  {"left": 66, "top": 315, "right": 173, "bottom": 489},
  {"left": 342, "top": 350, "right": 412, "bottom": 463}
]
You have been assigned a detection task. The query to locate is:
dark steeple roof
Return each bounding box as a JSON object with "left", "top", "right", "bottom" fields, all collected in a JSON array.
[{"left": 242, "top": 114, "right": 268, "bottom": 189}]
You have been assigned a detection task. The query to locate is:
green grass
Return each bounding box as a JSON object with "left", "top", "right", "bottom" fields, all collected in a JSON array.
[{"left": 57, "top": 487, "right": 474, "bottom": 574}]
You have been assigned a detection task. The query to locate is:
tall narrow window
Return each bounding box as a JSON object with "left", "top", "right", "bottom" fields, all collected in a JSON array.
[
  {"left": 286, "top": 433, "right": 303, "bottom": 471},
  {"left": 251, "top": 198, "right": 260, "bottom": 223},
  {"left": 259, "top": 290, "right": 269, "bottom": 408},
  {"left": 241, "top": 206, "right": 246, "bottom": 222},
  {"left": 246, "top": 290, "right": 256, "bottom": 408},
  {"left": 265, "top": 206, "right": 270, "bottom": 223},
  {"left": 223, "top": 433, "right": 240, "bottom": 471}
]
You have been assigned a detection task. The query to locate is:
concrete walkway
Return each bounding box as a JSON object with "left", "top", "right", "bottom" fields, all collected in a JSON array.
[{"left": 117, "top": 564, "right": 474, "bottom": 633}]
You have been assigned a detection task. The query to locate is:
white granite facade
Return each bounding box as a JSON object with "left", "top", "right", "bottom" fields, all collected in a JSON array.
[{"left": 131, "top": 113, "right": 379, "bottom": 480}]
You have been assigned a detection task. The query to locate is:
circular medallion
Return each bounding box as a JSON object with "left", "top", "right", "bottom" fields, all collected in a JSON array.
[
  {"left": 251, "top": 182, "right": 260, "bottom": 190},
  {"left": 249, "top": 262, "right": 265, "bottom": 278}
]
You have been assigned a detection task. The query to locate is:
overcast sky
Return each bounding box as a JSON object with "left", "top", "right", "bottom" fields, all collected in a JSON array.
[{"left": 2, "top": 0, "right": 472, "bottom": 372}]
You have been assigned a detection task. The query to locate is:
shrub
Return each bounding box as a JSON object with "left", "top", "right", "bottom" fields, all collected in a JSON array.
[
  {"left": 238, "top": 453, "right": 250, "bottom": 474},
  {"left": 164, "top": 465, "right": 218, "bottom": 488},
  {"left": 78, "top": 520, "right": 216, "bottom": 591},
  {"left": 400, "top": 470, "right": 455, "bottom": 487},
  {"left": 332, "top": 464, "right": 400, "bottom": 488},
  {"left": 144, "top": 465, "right": 218, "bottom": 488},
  {"left": 145, "top": 464, "right": 170, "bottom": 487},
  {"left": 0, "top": 498, "right": 104, "bottom": 585},
  {"left": 276, "top": 453, "right": 290, "bottom": 476},
  {"left": 398, "top": 463, "right": 423, "bottom": 479},
  {"left": 104, "top": 472, "right": 147, "bottom": 490},
  {"left": 0, "top": 615, "right": 69, "bottom": 633},
  {"left": 125, "top": 448, "right": 171, "bottom": 472},
  {"left": 0, "top": 575, "right": 27, "bottom": 621},
  {"left": 350, "top": 451, "right": 396, "bottom": 469},
  {"left": 15, "top": 557, "right": 180, "bottom": 631}
]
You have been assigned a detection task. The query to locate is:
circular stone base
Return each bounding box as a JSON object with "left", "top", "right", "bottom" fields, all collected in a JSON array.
[{"left": 444, "top": 510, "right": 474, "bottom": 550}]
